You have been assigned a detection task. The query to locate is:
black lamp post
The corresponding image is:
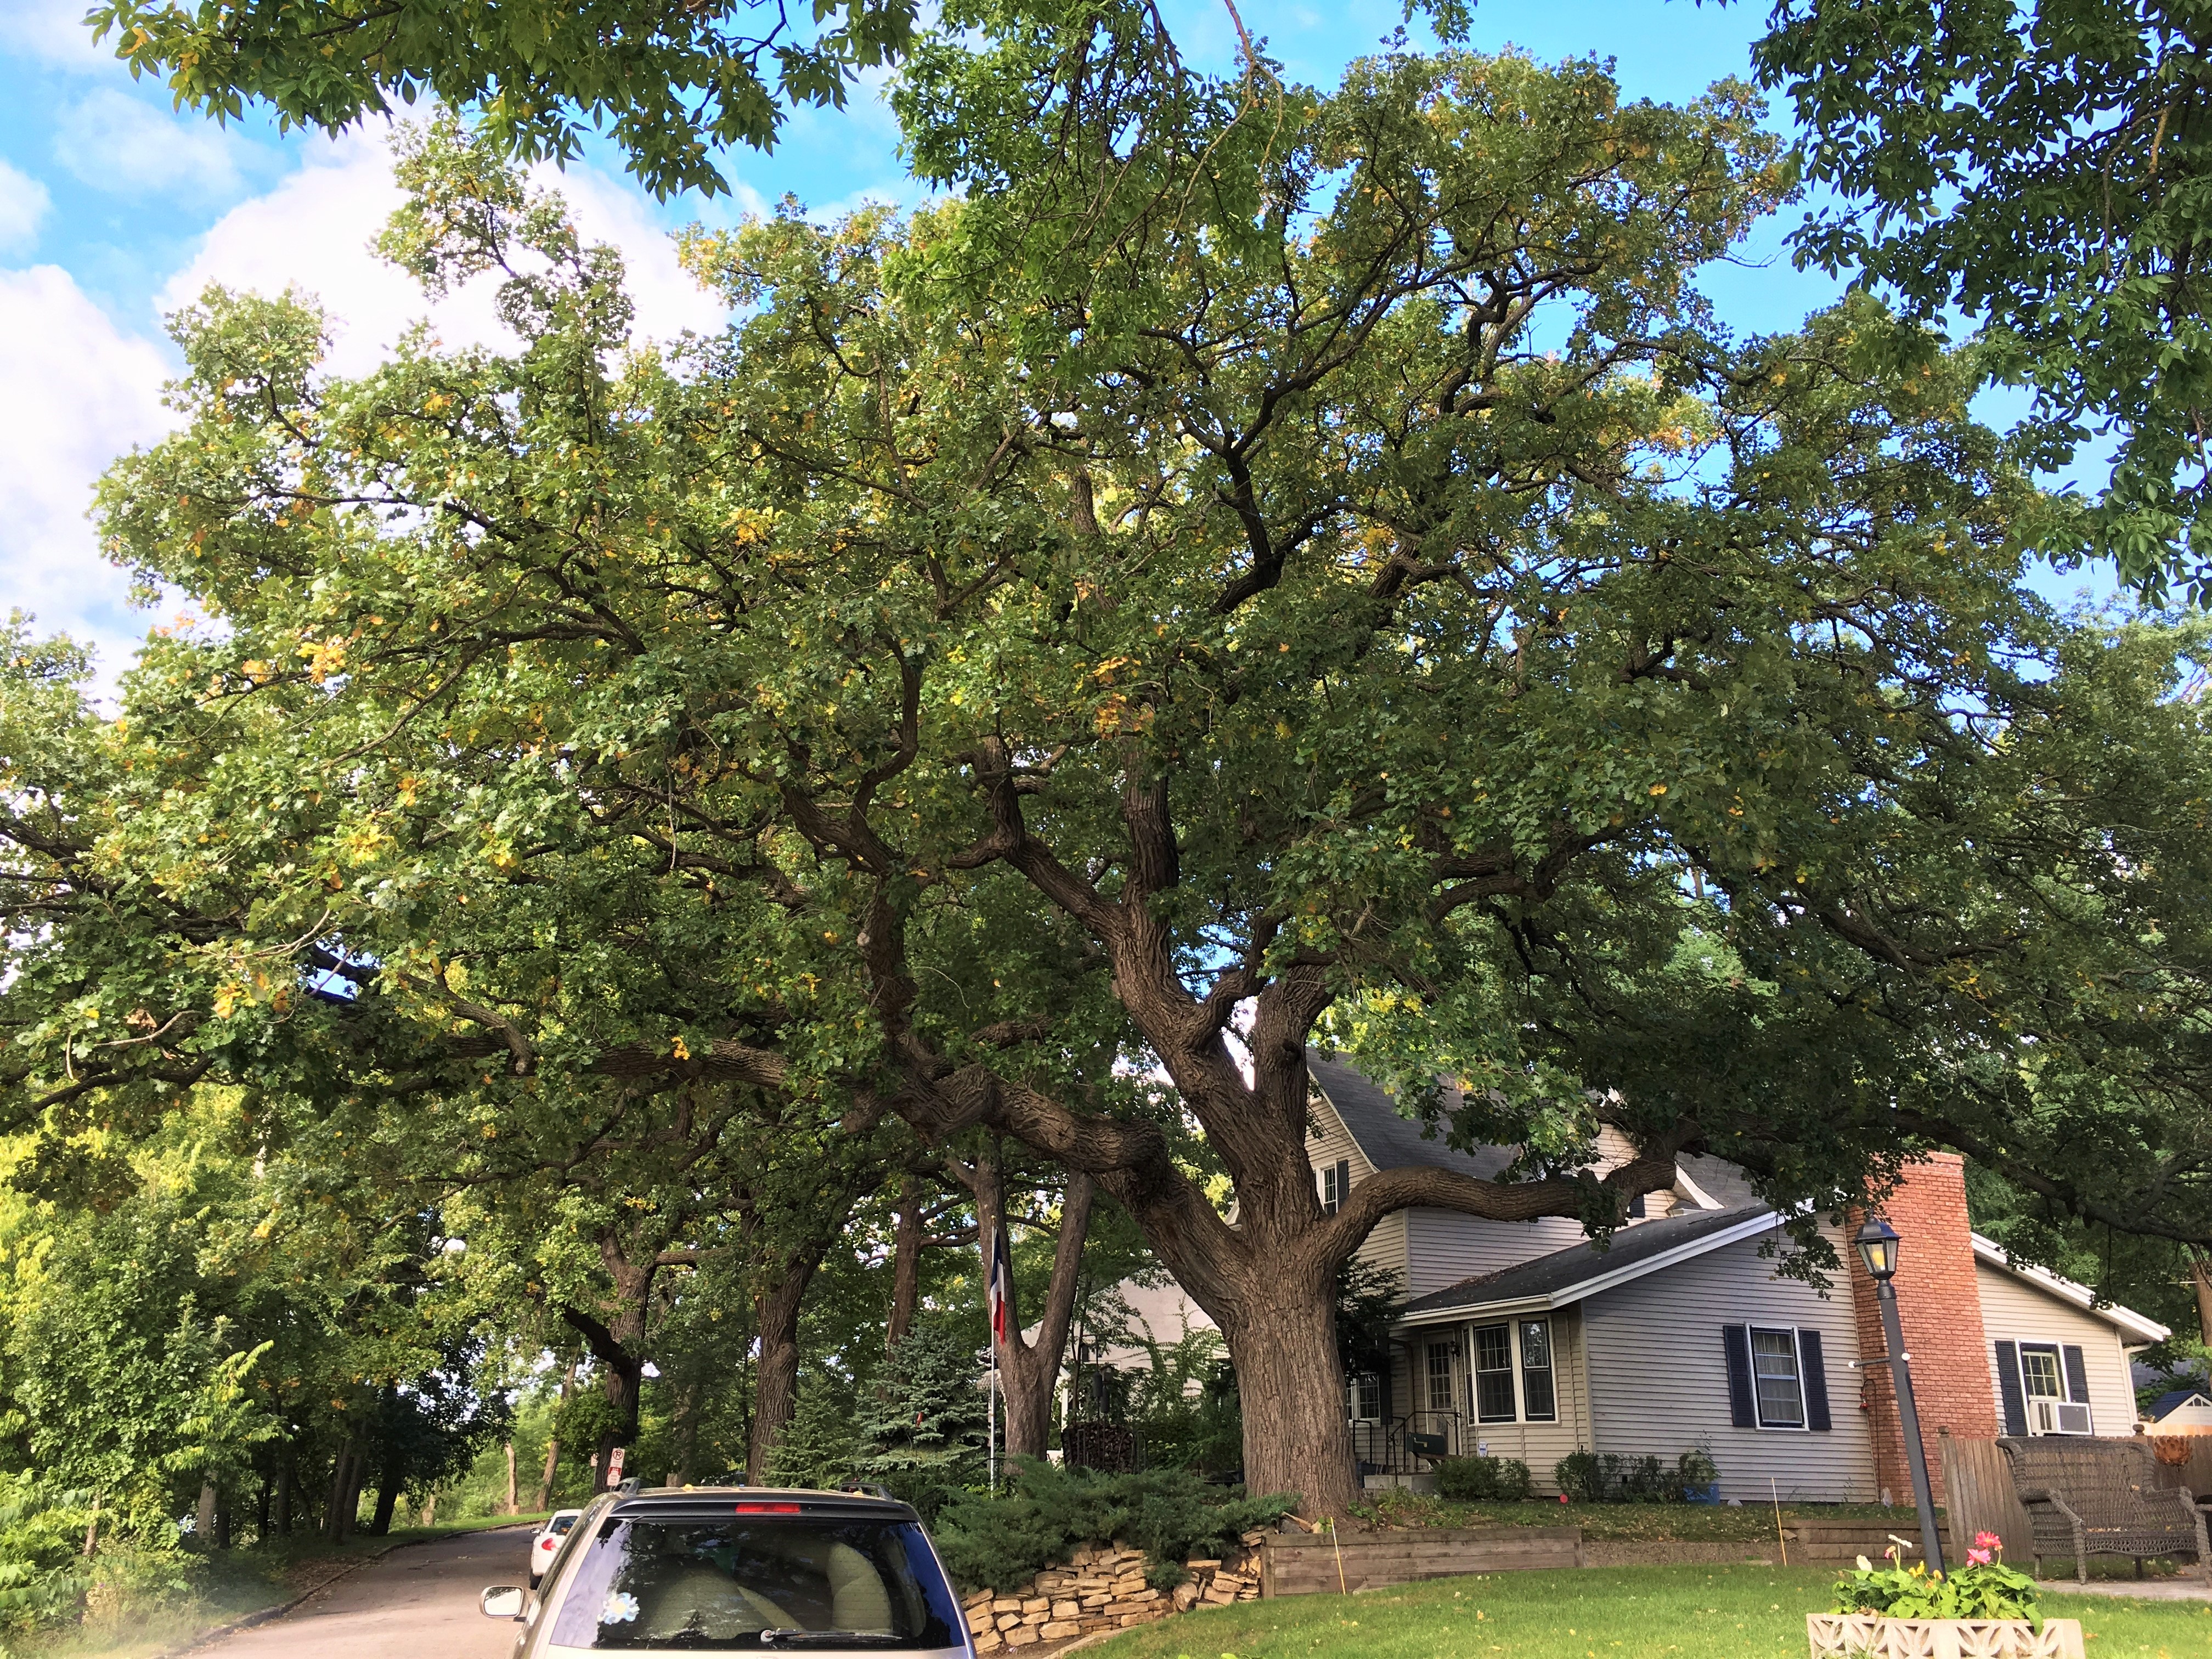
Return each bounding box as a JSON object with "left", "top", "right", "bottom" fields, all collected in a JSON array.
[{"left": 1855, "top": 1216, "right": 1946, "bottom": 1573}]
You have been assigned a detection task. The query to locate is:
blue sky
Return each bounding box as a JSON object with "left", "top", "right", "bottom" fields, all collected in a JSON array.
[{"left": 0, "top": 0, "right": 2113, "bottom": 678}]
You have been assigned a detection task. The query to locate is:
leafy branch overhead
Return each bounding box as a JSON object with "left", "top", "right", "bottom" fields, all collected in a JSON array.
[{"left": 11, "top": 9, "right": 2212, "bottom": 1519}]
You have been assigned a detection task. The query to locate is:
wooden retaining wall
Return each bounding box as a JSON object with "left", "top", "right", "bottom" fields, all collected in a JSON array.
[{"left": 1261, "top": 1527, "right": 1582, "bottom": 1596}]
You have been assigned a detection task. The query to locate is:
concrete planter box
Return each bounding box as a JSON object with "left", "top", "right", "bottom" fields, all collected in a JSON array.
[{"left": 1806, "top": 1613, "right": 2085, "bottom": 1658}]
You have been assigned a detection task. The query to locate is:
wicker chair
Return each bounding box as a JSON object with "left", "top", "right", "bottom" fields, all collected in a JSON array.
[{"left": 1999, "top": 1437, "right": 2211, "bottom": 1581}]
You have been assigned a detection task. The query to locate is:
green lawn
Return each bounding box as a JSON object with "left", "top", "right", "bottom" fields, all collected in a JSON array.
[{"left": 1080, "top": 1565, "right": 2212, "bottom": 1659}]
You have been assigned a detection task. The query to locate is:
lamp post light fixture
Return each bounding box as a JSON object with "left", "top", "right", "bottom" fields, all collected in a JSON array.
[{"left": 1854, "top": 1215, "right": 1946, "bottom": 1574}]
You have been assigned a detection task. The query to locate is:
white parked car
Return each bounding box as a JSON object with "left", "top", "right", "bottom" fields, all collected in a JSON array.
[
  {"left": 530, "top": 1509, "right": 583, "bottom": 1588},
  {"left": 483, "top": 1486, "right": 972, "bottom": 1656}
]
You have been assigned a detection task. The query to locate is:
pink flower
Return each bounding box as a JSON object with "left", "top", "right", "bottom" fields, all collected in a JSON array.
[
  {"left": 1557, "top": 1494, "right": 1570, "bottom": 1504},
  {"left": 1974, "top": 1531, "right": 2003, "bottom": 1550},
  {"left": 1966, "top": 1548, "right": 1992, "bottom": 1566}
]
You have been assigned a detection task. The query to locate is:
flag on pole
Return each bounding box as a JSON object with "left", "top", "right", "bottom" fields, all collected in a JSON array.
[{"left": 986, "top": 1223, "right": 1014, "bottom": 1348}]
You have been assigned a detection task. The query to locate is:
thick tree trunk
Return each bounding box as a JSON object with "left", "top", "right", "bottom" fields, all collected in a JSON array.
[
  {"left": 1214, "top": 1262, "right": 1355, "bottom": 1517},
  {"left": 273, "top": 1453, "right": 292, "bottom": 1534},
  {"left": 888, "top": 1176, "right": 924, "bottom": 1348},
  {"left": 592, "top": 1357, "right": 644, "bottom": 1491},
  {"left": 670, "top": 1378, "right": 703, "bottom": 1486},
  {"left": 370, "top": 1445, "right": 403, "bottom": 1536},
  {"left": 964, "top": 1158, "right": 1097, "bottom": 1459},
  {"left": 565, "top": 1230, "right": 665, "bottom": 1491},
  {"left": 255, "top": 1473, "right": 270, "bottom": 1543},
  {"left": 323, "top": 1446, "right": 353, "bottom": 1542},
  {"left": 338, "top": 1450, "right": 366, "bottom": 1542},
  {"left": 2193, "top": 1253, "right": 2212, "bottom": 1348},
  {"left": 537, "top": 1361, "right": 575, "bottom": 1510},
  {"left": 747, "top": 1227, "right": 842, "bottom": 1480},
  {"left": 504, "top": 1440, "right": 518, "bottom": 1515},
  {"left": 195, "top": 1480, "right": 216, "bottom": 1547}
]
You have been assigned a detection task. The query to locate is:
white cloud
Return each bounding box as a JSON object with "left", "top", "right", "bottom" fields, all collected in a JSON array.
[
  {"left": 53, "top": 88, "right": 263, "bottom": 200},
  {"left": 0, "top": 0, "right": 114, "bottom": 67},
  {"left": 158, "top": 128, "right": 730, "bottom": 378},
  {"left": 0, "top": 264, "right": 173, "bottom": 676},
  {"left": 0, "top": 127, "right": 735, "bottom": 691},
  {"left": 0, "top": 159, "right": 50, "bottom": 252}
]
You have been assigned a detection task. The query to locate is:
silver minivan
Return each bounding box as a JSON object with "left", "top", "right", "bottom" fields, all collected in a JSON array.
[{"left": 482, "top": 1486, "right": 974, "bottom": 1658}]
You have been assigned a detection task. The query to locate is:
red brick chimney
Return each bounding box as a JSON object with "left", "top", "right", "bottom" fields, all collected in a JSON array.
[{"left": 1847, "top": 1154, "right": 1997, "bottom": 1506}]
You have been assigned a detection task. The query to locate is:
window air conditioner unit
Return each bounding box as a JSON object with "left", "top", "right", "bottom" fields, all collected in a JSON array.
[{"left": 2030, "top": 1398, "right": 2093, "bottom": 1436}]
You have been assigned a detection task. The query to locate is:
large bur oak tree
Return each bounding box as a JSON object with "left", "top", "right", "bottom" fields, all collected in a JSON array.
[{"left": 23, "top": 20, "right": 2212, "bottom": 1517}]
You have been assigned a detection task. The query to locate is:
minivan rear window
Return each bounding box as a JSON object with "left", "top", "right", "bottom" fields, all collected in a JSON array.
[{"left": 547, "top": 1516, "right": 962, "bottom": 1650}]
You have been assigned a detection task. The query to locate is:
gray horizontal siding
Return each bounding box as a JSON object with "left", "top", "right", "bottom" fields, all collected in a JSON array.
[
  {"left": 1580, "top": 1222, "right": 1879, "bottom": 1504},
  {"left": 1976, "top": 1262, "right": 2140, "bottom": 1438},
  {"left": 1402, "top": 1207, "right": 1590, "bottom": 1297}
]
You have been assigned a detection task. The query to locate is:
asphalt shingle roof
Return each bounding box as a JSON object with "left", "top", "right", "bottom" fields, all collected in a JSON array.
[
  {"left": 1398, "top": 1203, "right": 1775, "bottom": 1317},
  {"left": 1306, "top": 1048, "right": 1515, "bottom": 1181}
]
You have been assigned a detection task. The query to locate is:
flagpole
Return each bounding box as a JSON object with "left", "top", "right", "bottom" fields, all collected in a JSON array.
[{"left": 988, "top": 1222, "right": 999, "bottom": 1494}]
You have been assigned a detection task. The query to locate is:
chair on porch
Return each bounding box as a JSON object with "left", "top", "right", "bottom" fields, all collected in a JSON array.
[{"left": 1999, "top": 1437, "right": 2211, "bottom": 1581}]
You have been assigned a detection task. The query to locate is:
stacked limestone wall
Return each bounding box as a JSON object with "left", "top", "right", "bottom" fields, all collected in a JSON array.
[{"left": 961, "top": 1537, "right": 1265, "bottom": 1651}]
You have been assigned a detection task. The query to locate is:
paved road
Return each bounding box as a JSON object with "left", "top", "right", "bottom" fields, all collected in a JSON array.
[{"left": 197, "top": 1526, "right": 537, "bottom": 1659}]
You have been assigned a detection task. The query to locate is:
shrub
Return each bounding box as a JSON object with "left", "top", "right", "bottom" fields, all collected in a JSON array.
[
  {"left": 0, "top": 1476, "right": 196, "bottom": 1635},
  {"left": 1554, "top": 1451, "right": 1603, "bottom": 1504},
  {"left": 1551, "top": 1449, "right": 1720, "bottom": 1503},
  {"left": 1435, "top": 1455, "right": 1531, "bottom": 1502},
  {"left": 933, "top": 1458, "right": 1296, "bottom": 1592}
]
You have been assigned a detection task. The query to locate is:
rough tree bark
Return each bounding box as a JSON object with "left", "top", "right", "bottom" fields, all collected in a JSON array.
[
  {"left": 887, "top": 1175, "right": 925, "bottom": 1349},
  {"left": 955, "top": 1152, "right": 1096, "bottom": 1459},
  {"left": 561, "top": 1230, "right": 672, "bottom": 1490},
  {"left": 745, "top": 1196, "right": 863, "bottom": 1481},
  {"left": 2194, "top": 1254, "right": 2212, "bottom": 1348},
  {"left": 798, "top": 746, "right": 1696, "bottom": 1520},
  {"left": 536, "top": 1361, "right": 575, "bottom": 1510},
  {"left": 504, "top": 1440, "right": 518, "bottom": 1515}
]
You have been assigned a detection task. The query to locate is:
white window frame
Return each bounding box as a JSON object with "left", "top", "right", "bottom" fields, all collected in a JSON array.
[
  {"left": 1518, "top": 1318, "right": 1558, "bottom": 1424},
  {"left": 1320, "top": 1164, "right": 1341, "bottom": 1215},
  {"left": 1347, "top": 1371, "right": 1382, "bottom": 1423},
  {"left": 1749, "top": 1324, "right": 1809, "bottom": 1432},
  {"left": 1471, "top": 1322, "right": 1517, "bottom": 1423},
  {"left": 2015, "top": 1341, "right": 2093, "bottom": 1436},
  {"left": 1425, "top": 1341, "right": 1456, "bottom": 1416}
]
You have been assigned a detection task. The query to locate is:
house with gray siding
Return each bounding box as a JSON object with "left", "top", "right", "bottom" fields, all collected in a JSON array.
[{"left": 1305, "top": 1051, "right": 2170, "bottom": 1503}]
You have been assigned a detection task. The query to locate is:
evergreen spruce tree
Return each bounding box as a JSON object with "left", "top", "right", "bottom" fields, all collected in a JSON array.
[
  {"left": 853, "top": 1327, "right": 986, "bottom": 1517},
  {"left": 764, "top": 1376, "right": 859, "bottom": 1491}
]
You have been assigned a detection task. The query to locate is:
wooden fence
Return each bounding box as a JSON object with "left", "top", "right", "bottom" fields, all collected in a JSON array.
[
  {"left": 1939, "top": 1434, "right": 2035, "bottom": 1559},
  {"left": 1260, "top": 1527, "right": 1582, "bottom": 1596}
]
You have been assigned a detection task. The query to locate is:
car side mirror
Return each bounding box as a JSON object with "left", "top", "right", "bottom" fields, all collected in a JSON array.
[{"left": 481, "top": 1586, "right": 527, "bottom": 1620}]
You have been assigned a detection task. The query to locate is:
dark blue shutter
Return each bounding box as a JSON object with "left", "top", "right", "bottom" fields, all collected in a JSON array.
[
  {"left": 1336, "top": 1159, "right": 1351, "bottom": 1210},
  {"left": 1723, "top": 1324, "right": 1755, "bottom": 1427},
  {"left": 1799, "top": 1329, "right": 1832, "bottom": 1431},
  {"left": 1995, "top": 1341, "right": 2028, "bottom": 1437},
  {"left": 2062, "top": 1345, "right": 2090, "bottom": 1412}
]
